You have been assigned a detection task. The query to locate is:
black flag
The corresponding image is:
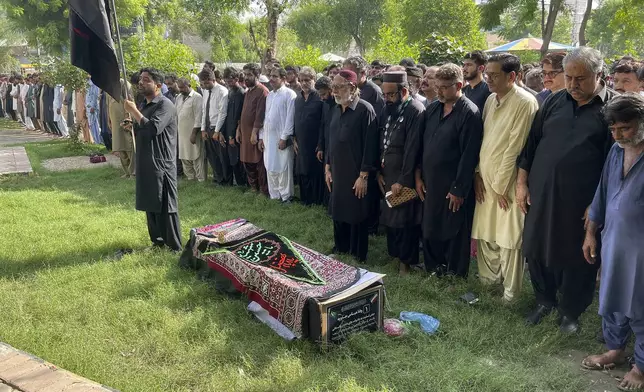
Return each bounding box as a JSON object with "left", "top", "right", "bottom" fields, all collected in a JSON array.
[{"left": 69, "top": 0, "right": 121, "bottom": 101}]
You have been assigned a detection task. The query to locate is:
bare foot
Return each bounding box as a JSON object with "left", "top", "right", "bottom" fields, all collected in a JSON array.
[
  {"left": 619, "top": 365, "right": 644, "bottom": 391},
  {"left": 581, "top": 350, "right": 627, "bottom": 370}
]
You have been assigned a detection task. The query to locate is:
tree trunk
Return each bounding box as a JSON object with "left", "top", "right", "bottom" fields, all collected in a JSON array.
[
  {"left": 247, "top": 20, "right": 264, "bottom": 63},
  {"left": 541, "top": 0, "right": 545, "bottom": 37},
  {"left": 540, "top": 0, "right": 562, "bottom": 58},
  {"left": 578, "top": 0, "right": 593, "bottom": 46},
  {"left": 264, "top": 0, "right": 279, "bottom": 65},
  {"left": 352, "top": 35, "right": 365, "bottom": 56}
]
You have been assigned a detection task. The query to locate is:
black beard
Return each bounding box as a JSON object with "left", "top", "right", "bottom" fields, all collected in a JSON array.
[
  {"left": 245, "top": 79, "right": 256, "bottom": 87},
  {"left": 385, "top": 99, "right": 402, "bottom": 115}
]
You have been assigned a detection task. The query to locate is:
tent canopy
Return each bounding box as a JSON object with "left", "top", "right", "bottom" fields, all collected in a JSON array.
[
  {"left": 486, "top": 36, "right": 574, "bottom": 53},
  {"left": 319, "top": 52, "right": 345, "bottom": 62}
]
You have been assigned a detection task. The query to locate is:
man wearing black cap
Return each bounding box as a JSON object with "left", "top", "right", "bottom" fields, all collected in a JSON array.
[
  {"left": 406, "top": 66, "right": 428, "bottom": 107},
  {"left": 379, "top": 71, "right": 425, "bottom": 274},
  {"left": 326, "top": 69, "right": 380, "bottom": 262}
]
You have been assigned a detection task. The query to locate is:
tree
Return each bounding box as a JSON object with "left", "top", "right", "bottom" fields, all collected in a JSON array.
[
  {"left": 280, "top": 45, "right": 328, "bottom": 71},
  {"left": 480, "top": 0, "right": 565, "bottom": 56},
  {"left": 578, "top": 0, "right": 593, "bottom": 46},
  {"left": 402, "top": 0, "right": 486, "bottom": 51},
  {"left": 123, "top": 29, "right": 197, "bottom": 76},
  {"left": 209, "top": 14, "right": 261, "bottom": 63},
  {"left": 0, "top": 0, "right": 165, "bottom": 53},
  {"left": 286, "top": 1, "right": 349, "bottom": 53},
  {"left": 366, "top": 25, "right": 420, "bottom": 65},
  {"left": 418, "top": 33, "right": 467, "bottom": 66},
  {"left": 586, "top": 0, "right": 644, "bottom": 58},
  {"left": 498, "top": 6, "right": 573, "bottom": 44}
]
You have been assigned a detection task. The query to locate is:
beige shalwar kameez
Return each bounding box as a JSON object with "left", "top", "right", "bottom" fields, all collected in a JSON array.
[
  {"left": 107, "top": 83, "right": 135, "bottom": 177},
  {"left": 176, "top": 90, "right": 205, "bottom": 181},
  {"left": 472, "top": 85, "right": 539, "bottom": 301}
]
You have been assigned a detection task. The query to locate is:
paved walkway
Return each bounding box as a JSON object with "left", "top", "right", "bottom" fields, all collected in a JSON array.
[
  {"left": 0, "top": 147, "right": 32, "bottom": 176},
  {"left": 0, "top": 343, "right": 117, "bottom": 392},
  {"left": 0, "top": 129, "right": 57, "bottom": 147}
]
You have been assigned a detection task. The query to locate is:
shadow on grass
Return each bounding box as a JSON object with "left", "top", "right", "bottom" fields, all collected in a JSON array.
[{"left": 0, "top": 243, "right": 138, "bottom": 279}]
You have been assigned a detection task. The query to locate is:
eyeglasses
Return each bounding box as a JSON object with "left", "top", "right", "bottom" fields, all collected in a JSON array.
[
  {"left": 542, "top": 70, "right": 563, "bottom": 78},
  {"left": 437, "top": 83, "right": 456, "bottom": 91},
  {"left": 383, "top": 91, "right": 400, "bottom": 99},
  {"left": 484, "top": 72, "right": 504, "bottom": 80}
]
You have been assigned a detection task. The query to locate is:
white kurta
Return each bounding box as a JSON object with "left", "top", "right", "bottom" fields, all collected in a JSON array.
[
  {"left": 53, "top": 85, "right": 69, "bottom": 136},
  {"left": 261, "top": 85, "right": 296, "bottom": 173},
  {"left": 19, "top": 84, "right": 34, "bottom": 130},
  {"left": 176, "top": 90, "right": 204, "bottom": 161},
  {"left": 10, "top": 84, "right": 19, "bottom": 108},
  {"left": 471, "top": 85, "right": 539, "bottom": 249}
]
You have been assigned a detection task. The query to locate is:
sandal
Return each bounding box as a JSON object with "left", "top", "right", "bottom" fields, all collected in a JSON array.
[{"left": 581, "top": 356, "right": 622, "bottom": 371}]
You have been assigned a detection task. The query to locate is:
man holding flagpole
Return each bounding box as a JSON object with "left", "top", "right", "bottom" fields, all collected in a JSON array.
[{"left": 124, "top": 68, "right": 182, "bottom": 252}]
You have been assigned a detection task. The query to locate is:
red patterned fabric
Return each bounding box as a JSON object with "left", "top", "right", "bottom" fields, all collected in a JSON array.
[{"left": 191, "top": 219, "right": 361, "bottom": 337}]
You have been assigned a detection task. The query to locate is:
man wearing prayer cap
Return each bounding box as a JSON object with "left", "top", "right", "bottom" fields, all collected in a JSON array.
[
  {"left": 326, "top": 69, "right": 380, "bottom": 262},
  {"left": 378, "top": 71, "right": 425, "bottom": 274},
  {"left": 406, "top": 66, "right": 428, "bottom": 107}
]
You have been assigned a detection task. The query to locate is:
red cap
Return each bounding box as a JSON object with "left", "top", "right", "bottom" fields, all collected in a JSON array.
[{"left": 338, "top": 69, "right": 358, "bottom": 84}]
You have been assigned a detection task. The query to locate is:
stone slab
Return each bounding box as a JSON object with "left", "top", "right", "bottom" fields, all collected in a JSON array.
[
  {"left": 41, "top": 155, "right": 120, "bottom": 172},
  {"left": 0, "top": 343, "right": 118, "bottom": 392},
  {"left": 0, "top": 147, "right": 33, "bottom": 176}
]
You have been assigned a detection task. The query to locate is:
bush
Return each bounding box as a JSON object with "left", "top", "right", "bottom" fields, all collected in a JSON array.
[
  {"left": 418, "top": 33, "right": 467, "bottom": 66},
  {"left": 123, "top": 29, "right": 197, "bottom": 78},
  {"left": 37, "top": 57, "right": 88, "bottom": 91},
  {"left": 279, "top": 45, "right": 327, "bottom": 73}
]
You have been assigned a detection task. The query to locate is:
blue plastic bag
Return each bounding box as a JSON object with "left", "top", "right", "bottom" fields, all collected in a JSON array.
[{"left": 400, "top": 311, "right": 440, "bottom": 335}]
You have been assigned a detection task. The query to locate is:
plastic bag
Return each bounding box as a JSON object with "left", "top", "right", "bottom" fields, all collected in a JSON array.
[{"left": 399, "top": 311, "right": 440, "bottom": 335}]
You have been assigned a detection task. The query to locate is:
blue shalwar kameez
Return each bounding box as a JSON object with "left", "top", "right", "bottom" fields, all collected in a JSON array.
[{"left": 589, "top": 143, "right": 644, "bottom": 371}]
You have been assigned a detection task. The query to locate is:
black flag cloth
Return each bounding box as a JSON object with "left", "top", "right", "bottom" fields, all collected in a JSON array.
[{"left": 69, "top": 0, "right": 121, "bottom": 101}]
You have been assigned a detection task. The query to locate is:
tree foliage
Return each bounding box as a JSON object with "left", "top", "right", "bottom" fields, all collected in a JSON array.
[
  {"left": 498, "top": 6, "right": 573, "bottom": 44},
  {"left": 402, "top": 0, "right": 486, "bottom": 51},
  {"left": 586, "top": 0, "right": 644, "bottom": 58},
  {"left": 286, "top": 1, "right": 350, "bottom": 53},
  {"left": 280, "top": 45, "right": 327, "bottom": 72},
  {"left": 366, "top": 25, "right": 420, "bottom": 65},
  {"left": 210, "top": 14, "right": 261, "bottom": 63},
  {"left": 37, "top": 57, "right": 88, "bottom": 91},
  {"left": 480, "top": 0, "right": 567, "bottom": 55},
  {"left": 418, "top": 33, "right": 467, "bottom": 66},
  {"left": 123, "top": 30, "right": 197, "bottom": 77}
]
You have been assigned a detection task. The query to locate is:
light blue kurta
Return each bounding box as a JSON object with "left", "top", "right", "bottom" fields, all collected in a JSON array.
[
  {"left": 85, "top": 81, "right": 103, "bottom": 144},
  {"left": 589, "top": 143, "right": 644, "bottom": 320}
]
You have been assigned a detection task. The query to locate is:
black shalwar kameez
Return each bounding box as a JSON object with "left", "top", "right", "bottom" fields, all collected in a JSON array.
[
  {"left": 517, "top": 87, "right": 615, "bottom": 319},
  {"left": 135, "top": 94, "right": 182, "bottom": 251},
  {"left": 327, "top": 98, "right": 380, "bottom": 261},
  {"left": 380, "top": 98, "right": 425, "bottom": 265},
  {"left": 420, "top": 96, "right": 482, "bottom": 276},
  {"left": 294, "top": 89, "right": 325, "bottom": 205}
]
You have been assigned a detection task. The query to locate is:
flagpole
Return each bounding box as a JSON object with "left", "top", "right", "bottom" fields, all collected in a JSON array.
[{"left": 107, "top": 0, "right": 136, "bottom": 152}]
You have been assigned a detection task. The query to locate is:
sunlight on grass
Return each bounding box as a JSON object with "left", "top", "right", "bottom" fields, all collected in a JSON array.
[{"left": 0, "top": 142, "right": 606, "bottom": 391}]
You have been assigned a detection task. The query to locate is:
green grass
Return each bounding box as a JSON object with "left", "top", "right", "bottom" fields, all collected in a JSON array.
[{"left": 0, "top": 138, "right": 608, "bottom": 392}]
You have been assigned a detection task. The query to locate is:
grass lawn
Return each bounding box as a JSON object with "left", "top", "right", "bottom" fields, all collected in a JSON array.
[{"left": 0, "top": 133, "right": 610, "bottom": 391}]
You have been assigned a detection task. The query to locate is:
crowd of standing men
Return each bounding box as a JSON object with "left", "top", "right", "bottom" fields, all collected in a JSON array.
[
  {"left": 2, "top": 45, "right": 642, "bottom": 390},
  {"left": 122, "top": 47, "right": 644, "bottom": 391}
]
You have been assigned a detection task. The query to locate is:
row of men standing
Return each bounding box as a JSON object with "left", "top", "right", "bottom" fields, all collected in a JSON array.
[
  {"left": 0, "top": 74, "right": 69, "bottom": 137},
  {"left": 319, "top": 47, "right": 633, "bottom": 340}
]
